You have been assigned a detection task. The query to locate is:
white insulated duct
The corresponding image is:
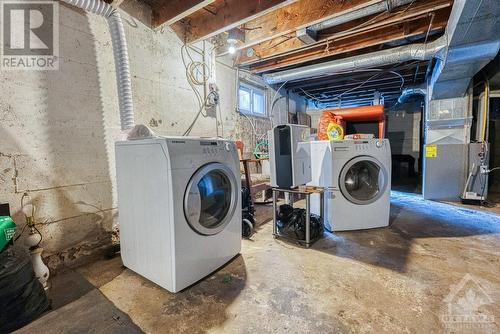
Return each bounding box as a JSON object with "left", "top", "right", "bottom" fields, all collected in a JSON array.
[
  {"left": 62, "top": 0, "right": 135, "bottom": 131},
  {"left": 263, "top": 36, "right": 448, "bottom": 85}
]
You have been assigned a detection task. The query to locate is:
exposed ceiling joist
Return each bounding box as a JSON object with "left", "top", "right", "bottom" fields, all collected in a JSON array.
[
  {"left": 153, "top": 0, "right": 217, "bottom": 27},
  {"left": 247, "top": 9, "right": 449, "bottom": 73},
  {"left": 173, "top": 0, "right": 298, "bottom": 44},
  {"left": 295, "top": 74, "right": 427, "bottom": 96},
  {"left": 236, "top": 0, "right": 452, "bottom": 66},
  {"left": 299, "top": 79, "right": 415, "bottom": 96},
  {"left": 236, "top": 0, "right": 383, "bottom": 50},
  {"left": 290, "top": 60, "right": 430, "bottom": 107},
  {"left": 286, "top": 60, "right": 429, "bottom": 89}
]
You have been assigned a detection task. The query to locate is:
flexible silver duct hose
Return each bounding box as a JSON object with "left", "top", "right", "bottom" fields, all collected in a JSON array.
[
  {"left": 62, "top": 0, "right": 135, "bottom": 131},
  {"left": 263, "top": 36, "right": 447, "bottom": 84},
  {"left": 308, "top": 0, "right": 414, "bottom": 32}
]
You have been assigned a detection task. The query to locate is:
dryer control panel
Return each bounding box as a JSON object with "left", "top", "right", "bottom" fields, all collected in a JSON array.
[
  {"left": 163, "top": 138, "right": 238, "bottom": 169},
  {"left": 353, "top": 139, "right": 388, "bottom": 151}
]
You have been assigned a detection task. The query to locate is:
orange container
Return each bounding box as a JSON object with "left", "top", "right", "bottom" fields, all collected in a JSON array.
[{"left": 317, "top": 105, "right": 385, "bottom": 139}]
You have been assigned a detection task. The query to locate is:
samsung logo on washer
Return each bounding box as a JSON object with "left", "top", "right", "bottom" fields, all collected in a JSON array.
[{"left": 200, "top": 141, "right": 218, "bottom": 146}]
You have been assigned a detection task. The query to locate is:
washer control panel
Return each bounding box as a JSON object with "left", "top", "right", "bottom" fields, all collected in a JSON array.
[
  {"left": 165, "top": 138, "right": 237, "bottom": 169},
  {"left": 353, "top": 139, "right": 386, "bottom": 151},
  {"left": 200, "top": 140, "right": 235, "bottom": 156}
]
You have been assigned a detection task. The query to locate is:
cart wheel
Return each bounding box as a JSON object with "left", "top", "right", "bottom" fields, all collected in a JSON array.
[
  {"left": 242, "top": 218, "right": 254, "bottom": 238},
  {"left": 247, "top": 214, "right": 256, "bottom": 228},
  {"left": 243, "top": 212, "right": 256, "bottom": 227}
]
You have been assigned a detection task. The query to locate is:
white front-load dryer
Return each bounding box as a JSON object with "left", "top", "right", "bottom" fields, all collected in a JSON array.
[
  {"left": 309, "top": 139, "right": 391, "bottom": 231},
  {"left": 115, "top": 137, "right": 241, "bottom": 293}
]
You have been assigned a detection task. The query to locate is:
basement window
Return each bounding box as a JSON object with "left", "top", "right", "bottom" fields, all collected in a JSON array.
[{"left": 238, "top": 82, "right": 267, "bottom": 117}]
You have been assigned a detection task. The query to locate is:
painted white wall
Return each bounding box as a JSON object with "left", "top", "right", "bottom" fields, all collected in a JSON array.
[{"left": 0, "top": 0, "right": 288, "bottom": 267}]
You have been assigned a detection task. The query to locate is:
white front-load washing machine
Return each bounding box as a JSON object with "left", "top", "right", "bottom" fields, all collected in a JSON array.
[
  {"left": 309, "top": 139, "right": 391, "bottom": 231},
  {"left": 115, "top": 137, "right": 241, "bottom": 293}
]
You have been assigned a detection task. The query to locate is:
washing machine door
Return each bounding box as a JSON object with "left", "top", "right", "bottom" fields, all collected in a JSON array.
[
  {"left": 339, "top": 156, "right": 388, "bottom": 205},
  {"left": 184, "top": 162, "right": 238, "bottom": 235}
]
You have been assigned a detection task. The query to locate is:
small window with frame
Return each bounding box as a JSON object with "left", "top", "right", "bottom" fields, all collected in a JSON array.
[{"left": 238, "top": 82, "right": 267, "bottom": 117}]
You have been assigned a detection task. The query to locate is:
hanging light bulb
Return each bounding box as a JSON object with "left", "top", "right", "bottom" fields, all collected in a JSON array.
[
  {"left": 21, "top": 193, "right": 35, "bottom": 227},
  {"left": 226, "top": 28, "right": 244, "bottom": 55}
]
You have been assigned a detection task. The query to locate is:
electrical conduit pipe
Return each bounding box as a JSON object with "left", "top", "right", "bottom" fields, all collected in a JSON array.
[{"left": 61, "top": 0, "right": 135, "bottom": 132}]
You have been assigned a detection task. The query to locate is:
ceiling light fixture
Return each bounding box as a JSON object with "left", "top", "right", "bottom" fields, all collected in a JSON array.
[{"left": 227, "top": 28, "right": 244, "bottom": 55}]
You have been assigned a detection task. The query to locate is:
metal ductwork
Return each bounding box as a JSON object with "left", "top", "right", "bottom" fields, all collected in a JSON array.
[
  {"left": 263, "top": 37, "right": 447, "bottom": 85},
  {"left": 308, "top": 0, "right": 414, "bottom": 32},
  {"left": 429, "top": 0, "right": 500, "bottom": 99},
  {"left": 397, "top": 85, "right": 426, "bottom": 105}
]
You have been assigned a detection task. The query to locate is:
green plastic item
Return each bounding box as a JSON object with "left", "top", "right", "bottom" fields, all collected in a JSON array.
[{"left": 0, "top": 216, "right": 16, "bottom": 252}]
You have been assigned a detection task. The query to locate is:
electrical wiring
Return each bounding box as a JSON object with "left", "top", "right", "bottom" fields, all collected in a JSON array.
[
  {"left": 299, "top": 67, "right": 406, "bottom": 106},
  {"left": 241, "top": 111, "right": 258, "bottom": 135},
  {"left": 183, "top": 91, "right": 218, "bottom": 136},
  {"left": 270, "top": 95, "right": 287, "bottom": 125},
  {"left": 187, "top": 61, "right": 210, "bottom": 86},
  {"left": 268, "top": 80, "right": 288, "bottom": 127},
  {"left": 181, "top": 44, "right": 205, "bottom": 110},
  {"left": 329, "top": 70, "right": 404, "bottom": 102},
  {"left": 216, "top": 101, "right": 224, "bottom": 138},
  {"left": 413, "top": 12, "right": 435, "bottom": 83},
  {"left": 300, "top": 88, "right": 322, "bottom": 102},
  {"left": 181, "top": 42, "right": 225, "bottom": 136},
  {"left": 33, "top": 225, "right": 43, "bottom": 248}
]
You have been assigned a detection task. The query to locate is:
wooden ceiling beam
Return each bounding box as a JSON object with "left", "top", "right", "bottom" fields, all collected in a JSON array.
[
  {"left": 236, "top": 0, "right": 382, "bottom": 49},
  {"left": 236, "top": 0, "right": 452, "bottom": 64},
  {"left": 174, "top": 0, "right": 298, "bottom": 44},
  {"left": 247, "top": 9, "right": 449, "bottom": 73},
  {"left": 152, "top": 0, "right": 217, "bottom": 27}
]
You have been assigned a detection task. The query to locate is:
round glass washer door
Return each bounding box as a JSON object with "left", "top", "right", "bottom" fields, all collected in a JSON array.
[
  {"left": 339, "top": 156, "right": 388, "bottom": 205},
  {"left": 184, "top": 162, "right": 238, "bottom": 235}
]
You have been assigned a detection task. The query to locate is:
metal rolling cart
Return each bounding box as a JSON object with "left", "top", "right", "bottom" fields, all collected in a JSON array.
[{"left": 272, "top": 186, "right": 325, "bottom": 248}]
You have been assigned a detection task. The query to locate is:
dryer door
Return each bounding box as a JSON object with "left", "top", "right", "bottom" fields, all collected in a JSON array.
[
  {"left": 339, "top": 156, "right": 388, "bottom": 205},
  {"left": 184, "top": 162, "right": 238, "bottom": 235}
]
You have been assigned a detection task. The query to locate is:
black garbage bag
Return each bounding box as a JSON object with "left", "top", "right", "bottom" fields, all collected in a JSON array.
[
  {"left": 276, "top": 204, "right": 294, "bottom": 233},
  {"left": 0, "top": 246, "right": 50, "bottom": 333},
  {"left": 277, "top": 206, "right": 324, "bottom": 241},
  {"left": 277, "top": 204, "right": 294, "bottom": 221},
  {"left": 291, "top": 210, "right": 324, "bottom": 241}
]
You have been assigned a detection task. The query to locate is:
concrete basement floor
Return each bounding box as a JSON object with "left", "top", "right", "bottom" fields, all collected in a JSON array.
[{"left": 19, "top": 191, "right": 500, "bottom": 333}]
